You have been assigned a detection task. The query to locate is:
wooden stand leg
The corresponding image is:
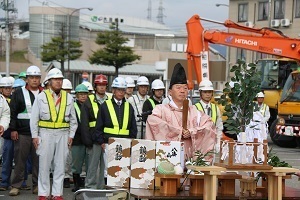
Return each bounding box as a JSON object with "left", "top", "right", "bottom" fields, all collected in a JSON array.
[{"left": 203, "top": 174, "right": 217, "bottom": 200}]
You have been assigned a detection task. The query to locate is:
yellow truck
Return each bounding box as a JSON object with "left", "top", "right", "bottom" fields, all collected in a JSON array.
[{"left": 269, "top": 69, "right": 300, "bottom": 147}]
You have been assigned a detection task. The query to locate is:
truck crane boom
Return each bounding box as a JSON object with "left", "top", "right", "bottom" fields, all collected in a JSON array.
[{"left": 186, "top": 14, "right": 300, "bottom": 89}]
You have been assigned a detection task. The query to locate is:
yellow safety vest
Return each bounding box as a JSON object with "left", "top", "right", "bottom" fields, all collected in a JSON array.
[
  {"left": 88, "top": 95, "right": 99, "bottom": 127},
  {"left": 74, "top": 102, "right": 81, "bottom": 122},
  {"left": 38, "top": 89, "right": 70, "bottom": 129},
  {"left": 103, "top": 100, "right": 130, "bottom": 135},
  {"left": 195, "top": 102, "right": 217, "bottom": 124},
  {"left": 148, "top": 98, "right": 156, "bottom": 109},
  {"left": 259, "top": 103, "right": 267, "bottom": 117}
]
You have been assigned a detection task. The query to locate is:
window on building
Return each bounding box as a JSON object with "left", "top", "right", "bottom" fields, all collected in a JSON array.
[
  {"left": 295, "top": 0, "right": 300, "bottom": 18},
  {"left": 258, "top": 1, "right": 269, "bottom": 20},
  {"left": 256, "top": 52, "right": 269, "bottom": 60},
  {"left": 238, "top": 3, "right": 248, "bottom": 22},
  {"left": 237, "top": 48, "right": 246, "bottom": 61},
  {"left": 274, "top": 0, "right": 285, "bottom": 19}
]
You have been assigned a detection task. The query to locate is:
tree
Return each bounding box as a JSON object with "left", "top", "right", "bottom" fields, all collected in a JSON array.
[
  {"left": 41, "top": 32, "right": 82, "bottom": 76},
  {"left": 89, "top": 23, "right": 141, "bottom": 77},
  {"left": 218, "top": 60, "right": 261, "bottom": 135}
]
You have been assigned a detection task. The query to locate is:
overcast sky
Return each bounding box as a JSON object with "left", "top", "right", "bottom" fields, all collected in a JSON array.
[{"left": 13, "top": 0, "right": 229, "bottom": 30}]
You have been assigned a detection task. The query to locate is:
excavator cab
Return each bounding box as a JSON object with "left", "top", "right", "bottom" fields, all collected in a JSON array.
[
  {"left": 280, "top": 70, "right": 300, "bottom": 102},
  {"left": 256, "top": 58, "right": 298, "bottom": 90}
]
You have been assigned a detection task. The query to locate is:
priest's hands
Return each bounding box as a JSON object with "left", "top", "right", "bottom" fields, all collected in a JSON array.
[{"left": 182, "top": 129, "right": 191, "bottom": 139}]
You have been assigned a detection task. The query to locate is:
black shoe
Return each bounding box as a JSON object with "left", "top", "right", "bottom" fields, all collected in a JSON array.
[
  {"left": 80, "top": 177, "right": 85, "bottom": 187},
  {"left": 71, "top": 174, "right": 80, "bottom": 192},
  {"left": 63, "top": 178, "right": 70, "bottom": 188}
]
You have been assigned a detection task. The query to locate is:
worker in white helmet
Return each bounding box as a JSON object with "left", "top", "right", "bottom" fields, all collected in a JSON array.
[
  {"left": 61, "top": 78, "right": 74, "bottom": 188},
  {"left": 0, "top": 81, "right": 10, "bottom": 165},
  {"left": 127, "top": 76, "right": 149, "bottom": 139},
  {"left": 195, "top": 79, "right": 223, "bottom": 153},
  {"left": 124, "top": 77, "right": 135, "bottom": 100},
  {"left": 0, "top": 77, "right": 13, "bottom": 100},
  {"left": 30, "top": 68, "right": 77, "bottom": 199},
  {"left": 0, "top": 77, "right": 16, "bottom": 192},
  {"left": 254, "top": 92, "right": 270, "bottom": 123},
  {"left": 9, "top": 65, "right": 43, "bottom": 196},
  {"left": 142, "top": 79, "right": 165, "bottom": 122}
]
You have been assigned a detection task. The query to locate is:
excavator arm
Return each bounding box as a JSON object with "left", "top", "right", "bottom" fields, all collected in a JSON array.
[{"left": 186, "top": 14, "right": 300, "bottom": 89}]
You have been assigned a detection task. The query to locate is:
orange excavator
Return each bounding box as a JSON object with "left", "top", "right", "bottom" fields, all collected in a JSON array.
[{"left": 186, "top": 15, "right": 300, "bottom": 147}]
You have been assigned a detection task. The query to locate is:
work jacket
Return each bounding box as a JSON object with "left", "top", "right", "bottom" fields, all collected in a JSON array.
[
  {"left": 95, "top": 98, "right": 137, "bottom": 145},
  {"left": 9, "top": 85, "right": 43, "bottom": 135},
  {"left": 81, "top": 94, "right": 104, "bottom": 147},
  {"left": 73, "top": 99, "right": 84, "bottom": 146},
  {"left": 1, "top": 95, "right": 11, "bottom": 139},
  {"left": 30, "top": 89, "right": 77, "bottom": 138},
  {"left": 142, "top": 96, "right": 162, "bottom": 122}
]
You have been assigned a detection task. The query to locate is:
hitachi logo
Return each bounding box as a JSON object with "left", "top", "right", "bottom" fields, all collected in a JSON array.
[{"left": 235, "top": 38, "right": 258, "bottom": 46}]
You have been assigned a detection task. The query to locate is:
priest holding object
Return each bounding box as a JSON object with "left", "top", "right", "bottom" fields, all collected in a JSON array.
[{"left": 145, "top": 63, "right": 216, "bottom": 161}]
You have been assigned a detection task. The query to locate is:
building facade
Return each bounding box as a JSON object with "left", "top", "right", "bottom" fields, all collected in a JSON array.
[{"left": 229, "top": 0, "right": 300, "bottom": 64}]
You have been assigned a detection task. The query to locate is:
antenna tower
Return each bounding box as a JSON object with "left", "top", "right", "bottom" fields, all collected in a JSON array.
[
  {"left": 147, "top": 0, "right": 152, "bottom": 20},
  {"left": 157, "top": 0, "right": 165, "bottom": 24}
]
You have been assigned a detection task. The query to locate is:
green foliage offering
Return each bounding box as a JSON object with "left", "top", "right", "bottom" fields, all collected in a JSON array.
[
  {"left": 186, "top": 150, "right": 215, "bottom": 166},
  {"left": 218, "top": 60, "right": 261, "bottom": 134},
  {"left": 256, "top": 148, "right": 291, "bottom": 181},
  {"left": 267, "top": 147, "right": 291, "bottom": 167},
  {"left": 41, "top": 37, "right": 82, "bottom": 76},
  {"left": 89, "top": 25, "right": 141, "bottom": 77}
]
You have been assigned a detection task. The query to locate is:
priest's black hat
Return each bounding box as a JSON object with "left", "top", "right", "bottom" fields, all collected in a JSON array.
[{"left": 169, "top": 63, "right": 187, "bottom": 89}]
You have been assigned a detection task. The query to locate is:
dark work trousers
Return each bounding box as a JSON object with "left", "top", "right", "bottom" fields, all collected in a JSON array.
[{"left": 11, "top": 134, "right": 39, "bottom": 188}]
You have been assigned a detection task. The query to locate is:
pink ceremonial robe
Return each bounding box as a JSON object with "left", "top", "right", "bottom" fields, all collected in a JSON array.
[{"left": 146, "top": 103, "right": 216, "bottom": 161}]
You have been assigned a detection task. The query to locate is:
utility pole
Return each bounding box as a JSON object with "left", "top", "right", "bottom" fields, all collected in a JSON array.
[
  {"left": 1, "top": 0, "right": 17, "bottom": 77},
  {"left": 60, "top": 23, "right": 66, "bottom": 76}
]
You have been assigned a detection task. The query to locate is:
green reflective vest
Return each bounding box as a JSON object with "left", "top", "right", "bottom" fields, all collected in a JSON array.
[
  {"left": 103, "top": 100, "right": 130, "bottom": 135},
  {"left": 195, "top": 102, "right": 217, "bottom": 124},
  {"left": 38, "top": 89, "right": 69, "bottom": 129}
]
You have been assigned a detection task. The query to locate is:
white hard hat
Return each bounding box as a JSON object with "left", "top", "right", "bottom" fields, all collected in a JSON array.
[
  {"left": 137, "top": 76, "right": 149, "bottom": 86},
  {"left": 8, "top": 76, "right": 15, "bottom": 85},
  {"left": 0, "top": 77, "right": 13, "bottom": 87},
  {"left": 82, "top": 81, "right": 94, "bottom": 91},
  {"left": 47, "top": 68, "right": 64, "bottom": 79},
  {"left": 257, "top": 92, "right": 265, "bottom": 98},
  {"left": 125, "top": 77, "right": 135, "bottom": 87},
  {"left": 62, "top": 79, "right": 73, "bottom": 90},
  {"left": 42, "top": 76, "right": 49, "bottom": 86},
  {"left": 151, "top": 79, "right": 165, "bottom": 90},
  {"left": 199, "top": 79, "right": 214, "bottom": 91},
  {"left": 26, "top": 65, "right": 41, "bottom": 76},
  {"left": 111, "top": 77, "right": 127, "bottom": 88}
]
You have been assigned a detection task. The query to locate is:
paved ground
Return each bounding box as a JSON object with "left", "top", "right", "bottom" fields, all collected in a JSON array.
[{"left": 0, "top": 136, "right": 299, "bottom": 199}]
